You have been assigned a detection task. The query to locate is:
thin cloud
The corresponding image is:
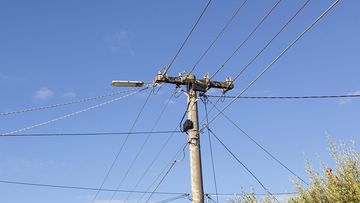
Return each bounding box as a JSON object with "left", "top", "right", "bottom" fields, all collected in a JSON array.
[{"left": 33, "top": 87, "right": 54, "bottom": 101}]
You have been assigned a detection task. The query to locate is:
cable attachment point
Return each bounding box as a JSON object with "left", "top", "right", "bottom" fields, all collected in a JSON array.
[{"left": 222, "top": 76, "right": 234, "bottom": 94}]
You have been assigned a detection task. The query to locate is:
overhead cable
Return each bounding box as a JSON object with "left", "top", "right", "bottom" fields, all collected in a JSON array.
[
  {"left": 0, "top": 179, "right": 186, "bottom": 195},
  {"left": 207, "top": 99, "right": 308, "bottom": 185},
  {"left": 0, "top": 130, "right": 181, "bottom": 137},
  {"left": 166, "top": 0, "right": 213, "bottom": 74},
  {"left": 188, "top": 0, "right": 249, "bottom": 74},
  {"left": 210, "top": 0, "right": 282, "bottom": 80},
  {"left": 0, "top": 87, "right": 148, "bottom": 136},
  {"left": 207, "top": 94, "right": 360, "bottom": 100},
  {"left": 107, "top": 93, "right": 176, "bottom": 203},
  {"left": 206, "top": 127, "right": 280, "bottom": 203},
  {"left": 91, "top": 87, "right": 154, "bottom": 203},
  {"left": 0, "top": 88, "right": 140, "bottom": 116},
  {"left": 201, "top": 0, "right": 341, "bottom": 131}
]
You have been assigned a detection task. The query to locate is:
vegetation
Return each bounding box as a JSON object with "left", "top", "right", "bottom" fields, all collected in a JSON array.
[{"left": 231, "top": 139, "right": 360, "bottom": 203}]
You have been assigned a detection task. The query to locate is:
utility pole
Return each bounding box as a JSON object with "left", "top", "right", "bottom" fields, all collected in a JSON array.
[
  {"left": 112, "top": 69, "right": 234, "bottom": 203},
  {"left": 154, "top": 69, "right": 234, "bottom": 203}
]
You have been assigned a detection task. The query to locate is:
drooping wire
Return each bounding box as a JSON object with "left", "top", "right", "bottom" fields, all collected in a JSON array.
[
  {"left": 206, "top": 127, "right": 280, "bottom": 203},
  {"left": 207, "top": 94, "right": 360, "bottom": 100},
  {"left": 0, "top": 88, "right": 140, "bottom": 116},
  {"left": 209, "top": 0, "right": 282, "bottom": 80},
  {"left": 188, "top": 0, "right": 249, "bottom": 74},
  {"left": 165, "top": 0, "right": 213, "bottom": 75},
  {"left": 1, "top": 87, "right": 149, "bottom": 136},
  {"left": 207, "top": 98, "right": 308, "bottom": 185},
  {"left": 106, "top": 92, "right": 176, "bottom": 203},
  {"left": 91, "top": 86, "right": 155, "bottom": 203},
  {"left": 0, "top": 130, "right": 182, "bottom": 137},
  {"left": 0, "top": 179, "right": 187, "bottom": 195},
  {"left": 200, "top": 0, "right": 341, "bottom": 132},
  {"left": 143, "top": 142, "right": 188, "bottom": 203},
  {"left": 201, "top": 95, "right": 219, "bottom": 203}
]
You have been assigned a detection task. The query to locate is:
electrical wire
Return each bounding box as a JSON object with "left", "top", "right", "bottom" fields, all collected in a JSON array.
[
  {"left": 0, "top": 130, "right": 181, "bottom": 137},
  {"left": 0, "top": 179, "right": 187, "bottom": 195},
  {"left": 136, "top": 141, "right": 187, "bottom": 203},
  {"left": 206, "top": 192, "right": 298, "bottom": 196},
  {"left": 209, "top": 0, "right": 282, "bottom": 80},
  {"left": 165, "top": 0, "right": 213, "bottom": 75},
  {"left": 188, "top": 0, "right": 249, "bottom": 74},
  {"left": 0, "top": 87, "right": 148, "bottom": 136},
  {"left": 106, "top": 93, "right": 176, "bottom": 203},
  {"left": 154, "top": 194, "right": 191, "bottom": 203},
  {"left": 207, "top": 94, "right": 360, "bottom": 100},
  {"left": 0, "top": 88, "right": 140, "bottom": 116},
  {"left": 202, "top": 97, "right": 219, "bottom": 203},
  {"left": 144, "top": 142, "right": 188, "bottom": 203},
  {"left": 206, "top": 127, "right": 280, "bottom": 203},
  {"left": 200, "top": 0, "right": 341, "bottom": 132},
  {"left": 91, "top": 87, "right": 154, "bottom": 203},
  {"left": 122, "top": 92, "right": 190, "bottom": 202},
  {"left": 232, "top": 0, "right": 311, "bottom": 82},
  {"left": 207, "top": 99, "right": 308, "bottom": 185}
]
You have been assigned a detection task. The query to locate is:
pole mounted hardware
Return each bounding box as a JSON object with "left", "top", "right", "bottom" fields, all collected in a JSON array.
[{"left": 152, "top": 68, "right": 234, "bottom": 203}]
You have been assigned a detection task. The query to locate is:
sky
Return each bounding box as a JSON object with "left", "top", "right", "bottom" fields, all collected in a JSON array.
[{"left": 0, "top": 0, "right": 360, "bottom": 202}]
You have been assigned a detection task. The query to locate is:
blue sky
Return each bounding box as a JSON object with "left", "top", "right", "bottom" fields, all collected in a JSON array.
[{"left": 0, "top": 0, "right": 359, "bottom": 202}]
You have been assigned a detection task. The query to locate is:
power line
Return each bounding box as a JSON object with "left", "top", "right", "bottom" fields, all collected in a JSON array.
[
  {"left": 206, "top": 192, "right": 298, "bottom": 196},
  {"left": 1, "top": 88, "right": 148, "bottom": 136},
  {"left": 144, "top": 142, "right": 188, "bottom": 203},
  {"left": 107, "top": 93, "right": 176, "bottom": 203},
  {"left": 206, "top": 98, "right": 308, "bottom": 185},
  {"left": 122, "top": 127, "right": 179, "bottom": 202},
  {"left": 91, "top": 87, "right": 154, "bottom": 203},
  {"left": 207, "top": 94, "right": 360, "bottom": 100},
  {"left": 188, "top": 0, "right": 249, "bottom": 74},
  {"left": 206, "top": 127, "right": 280, "bottom": 203},
  {"left": 0, "top": 130, "right": 182, "bottom": 137},
  {"left": 0, "top": 88, "right": 140, "bottom": 116},
  {"left": 124, "top": 102, "right": 196, "bottom": 202},
  {"left": 166, "top": 0, "right": 213, "bottom": 74},
  {"left": 197, "top": 0, "right": 310, "bottom": 125},
  {"left": 209, "top": 0, "right": 282, "bottom": 80},
  {"left": 154, "top": 194, "right": 191, "bottom": 203},
  {"left": 202, "top": 97, "right": 219, "bottom": 203},
  {"left": 201, "top": 0, "right": 341, "bottom": 132},
  {"left": 0, "top": 179, "right": 187, "bottom": 195},
  {"left": 232, "top": 0, "right": 311, "bottom": 82}
]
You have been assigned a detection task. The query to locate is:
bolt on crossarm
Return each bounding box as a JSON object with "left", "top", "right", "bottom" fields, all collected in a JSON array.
[{"left": 154, "top": 68, "right": 234, "bottom": 203}]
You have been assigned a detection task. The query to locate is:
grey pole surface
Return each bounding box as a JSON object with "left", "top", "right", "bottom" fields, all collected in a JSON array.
[{"left": 187, "top": 75, "right": 204, "bottom": 203}]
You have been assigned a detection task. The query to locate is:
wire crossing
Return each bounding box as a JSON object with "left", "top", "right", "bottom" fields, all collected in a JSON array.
[
  {"left": 206, "top": 127, "right": 280, "bottom": 203},
  {"left": 202, "top": 97, "right": 219, "bottom": 203},
  {"left": 200, "top": 0, "right": 341, "bottom": 132},
  {"left": 91, "top": 87, "right": 154, "bottom": 203},
  {"left": 107, "top": 93, "right": 176, "bottom": 203},
  {"left": 206, "top": 98, "right": 308, "bottom": 185}
]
